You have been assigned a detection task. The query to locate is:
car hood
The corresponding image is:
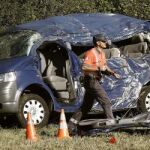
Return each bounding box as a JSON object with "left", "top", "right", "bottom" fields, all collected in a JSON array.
[
  {"left": 0, "top": 56, "right": 34, "bottom": 74},
  {"left": 16, "top": 13, "right": 150, "bottom": 45}
]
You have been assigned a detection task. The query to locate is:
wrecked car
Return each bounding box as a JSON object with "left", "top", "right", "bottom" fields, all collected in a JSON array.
[{"left": 0, "top": 13, "right": 149, "bottom": 127}]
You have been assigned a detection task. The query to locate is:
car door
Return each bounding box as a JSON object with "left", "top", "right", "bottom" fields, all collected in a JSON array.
[
  {"left": 62, "top": 41, "right": 84, "bottom": 100},
  {"left": 53, "top": 41, "right": 85, "bottom": 112}
]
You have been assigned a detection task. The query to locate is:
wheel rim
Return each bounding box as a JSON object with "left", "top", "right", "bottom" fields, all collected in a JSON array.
[
  {"left": 23, "top": 100, "right": 45, "bottom": 125},
  {"left": 145, "top": 92, "right": 150, "bottom": 111}
]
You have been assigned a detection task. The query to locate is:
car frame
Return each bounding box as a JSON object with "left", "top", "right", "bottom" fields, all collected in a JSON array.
[{"left": 0, "top": 13, "right": 149, "bottom": 127}]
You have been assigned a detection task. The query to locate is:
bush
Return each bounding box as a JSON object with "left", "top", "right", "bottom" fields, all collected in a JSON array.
[{"left": 0, "top": 0, "right": 149, "bottom": 29}]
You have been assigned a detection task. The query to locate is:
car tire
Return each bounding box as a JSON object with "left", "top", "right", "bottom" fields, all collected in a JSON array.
[
  {"left": 17, "top": 93, "right": 50, "bottom": 128},
  {"left": 138, "top": 85, "right": 150, "bottom": 112}
]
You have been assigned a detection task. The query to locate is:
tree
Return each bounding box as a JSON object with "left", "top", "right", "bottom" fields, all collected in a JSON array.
[{"left": 0, "top": 0, "right": 149, "bottom": 30}]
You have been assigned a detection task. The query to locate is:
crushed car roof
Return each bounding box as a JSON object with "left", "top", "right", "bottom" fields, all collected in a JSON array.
[{"left": 16, "top": 13, "right": 150, "bottom": 45}]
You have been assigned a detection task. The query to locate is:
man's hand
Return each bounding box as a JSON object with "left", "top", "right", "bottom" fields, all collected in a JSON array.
[{"left": 114, "top": 73, "right": 121, "bottom": 79}]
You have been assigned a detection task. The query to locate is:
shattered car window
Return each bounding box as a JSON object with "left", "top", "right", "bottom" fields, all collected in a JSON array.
[{"left": 0, "top": 30, "right": 40, "bottom": 60}]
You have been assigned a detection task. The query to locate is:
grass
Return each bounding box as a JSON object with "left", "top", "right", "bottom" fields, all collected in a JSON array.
[{"left": 0, "top": 124, "right": 150, "bottom": 150}]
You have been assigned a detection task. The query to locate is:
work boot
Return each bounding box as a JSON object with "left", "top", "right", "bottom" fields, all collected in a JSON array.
[{"left": 68, "top": 121, "right": 78, "bottom": 136}]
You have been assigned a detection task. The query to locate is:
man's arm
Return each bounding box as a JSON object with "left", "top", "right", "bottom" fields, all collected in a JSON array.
[{"left": 104, "top": 65, "right": 121, "bottom": 79}]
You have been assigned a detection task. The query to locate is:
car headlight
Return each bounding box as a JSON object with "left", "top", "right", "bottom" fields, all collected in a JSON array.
[{"left": 0, "top": 72, "right": 16, "bottom": 82}]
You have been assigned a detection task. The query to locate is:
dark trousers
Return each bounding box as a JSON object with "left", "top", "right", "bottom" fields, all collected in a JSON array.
[{"left": 69, "top": 76, "right": 114, "bottom": 126}]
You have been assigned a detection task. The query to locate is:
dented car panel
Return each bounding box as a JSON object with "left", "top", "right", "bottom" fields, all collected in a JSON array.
[
  {"left": 92, "top": 55, "right": 150, "bottom": 112},
  {"left": 17, "top": 13, "right": 149, "bottom": 45},
  {"left": 0, "top": 13, "right": 150, "bottom": 127}
]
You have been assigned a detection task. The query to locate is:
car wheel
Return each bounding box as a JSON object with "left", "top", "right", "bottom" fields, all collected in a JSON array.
[
  {"left": 17, "top": 93, "right": 50, "bottom": 128},
  {"left": 138, "top": 85, "right": 150, "bottom": 112}
]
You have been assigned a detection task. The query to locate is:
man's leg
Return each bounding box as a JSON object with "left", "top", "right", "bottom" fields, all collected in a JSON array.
[
  {"left": 68, "top": 91, "right": 94, "bottom": 134},
  {"left": 93, "top": 80, "right": 114, "bottom": 119}
]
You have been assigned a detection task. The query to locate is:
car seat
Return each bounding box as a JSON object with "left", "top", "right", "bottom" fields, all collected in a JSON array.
[
  {"left": 122, "top": 42, "right": 148, "bottom": 58},
  {"left": 39, "top": 49, "right": 70, "bottom": 99},
  {"left": 104, "top": 48, "right": 121, "bottom": 59},
  {"left": 121, "top": 33, "right": 148, "bottom": 58},
  {"left": 45, "top": 60, "right": 68, "bottom": 91}
]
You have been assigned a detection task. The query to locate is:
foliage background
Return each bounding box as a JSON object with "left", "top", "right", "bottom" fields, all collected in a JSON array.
[
  {"left": 0, "top": 0, "right": 149, "bottom": 30},
  {"left": 0, "top": 2, "right": 149, "bottom": 149}
]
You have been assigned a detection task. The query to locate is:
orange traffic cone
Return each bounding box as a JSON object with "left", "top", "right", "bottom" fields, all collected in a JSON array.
[
  {"left": 26, "top": 112, "right": 38, "bottom": 142},
  {"left": 57, "top": 109, "right": 71, "bottom": 139}
]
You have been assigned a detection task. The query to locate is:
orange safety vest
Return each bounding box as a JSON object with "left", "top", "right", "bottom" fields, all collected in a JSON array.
[{"left": 83, "top": 48, "right": 107, "bottom": 70}]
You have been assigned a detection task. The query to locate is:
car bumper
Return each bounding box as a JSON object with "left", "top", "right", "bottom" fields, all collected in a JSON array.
[
  {"left": 0, "top": 102, "right": 18, "bottom": 113},
  {"left": 0, "top": 81, "right": 18, "bottom": 113}
]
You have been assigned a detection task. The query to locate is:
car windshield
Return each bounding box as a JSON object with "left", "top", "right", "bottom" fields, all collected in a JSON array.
[{"left": 0, "top": 30, "right": 41, "bottom": 60}]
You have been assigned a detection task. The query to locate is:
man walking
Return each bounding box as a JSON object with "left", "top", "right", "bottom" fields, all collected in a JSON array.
[{"left": 68, "top": 34, "right": 121, "bottom": 134}]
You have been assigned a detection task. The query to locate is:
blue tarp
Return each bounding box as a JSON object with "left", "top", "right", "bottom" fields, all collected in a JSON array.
[{"left": 17, "top": 13, "right": 150, "bottom": 45}]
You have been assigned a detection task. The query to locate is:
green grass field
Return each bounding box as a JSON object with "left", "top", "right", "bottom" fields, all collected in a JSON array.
[{"left": 0, "top": 124, "right": 150, "bottom": 150}]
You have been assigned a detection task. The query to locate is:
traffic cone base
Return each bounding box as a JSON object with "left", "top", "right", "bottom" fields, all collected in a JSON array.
[{"left": 57, "top": 129, "right": 70, "bottom": 139}]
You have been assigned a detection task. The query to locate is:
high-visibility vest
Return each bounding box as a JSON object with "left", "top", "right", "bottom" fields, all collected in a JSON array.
[{"left": 83, "top": 48, "right": 107, "bottom": 70}]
